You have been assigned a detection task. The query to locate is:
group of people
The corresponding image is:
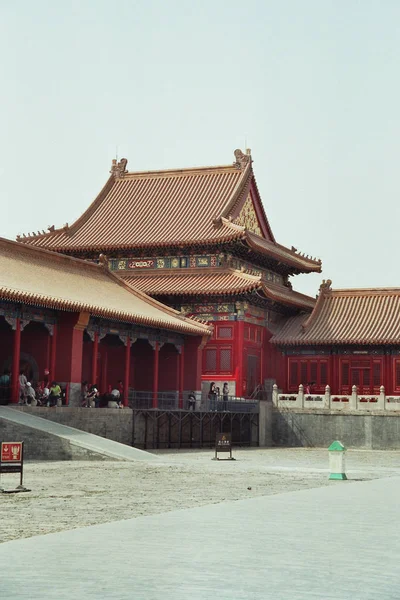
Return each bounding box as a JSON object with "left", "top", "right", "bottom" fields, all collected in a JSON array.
[
  {"left": 81, "top": 381, "right": 125, "bottom": 408},
  {"left": 0, "top": 367, "right": 63, "bottom": 406},
  {"left": 19, "top": 371, "right": 63, "bottom": 406},
  {"left": 208, "top": 382, "right": 230, "bottom": 411}
]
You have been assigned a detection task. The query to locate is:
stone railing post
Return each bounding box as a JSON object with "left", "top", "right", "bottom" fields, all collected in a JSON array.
[
  {"left": 272, "top": 384, "right": 278, "bottom": 406},
  {"left": 324, "top": 385, "right": 331, "bottom": 409},
  {"left": 379, "top": 385, "right": 386, "bottom": 410},
  {"left": 350, "top": 385, "right": 357, "bottom": 410},
  {"left": 298, "top": 384, "right": 304, "bottom": 408}
]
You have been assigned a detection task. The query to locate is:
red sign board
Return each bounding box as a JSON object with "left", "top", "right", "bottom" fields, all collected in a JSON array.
[{"left": 1, "top": 442, "right": 22, "bottom": 463}]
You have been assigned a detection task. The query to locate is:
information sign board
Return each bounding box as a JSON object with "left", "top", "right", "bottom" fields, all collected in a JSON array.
[
  {"left": 0, "top": 442, "right": 24, "bottom": 487},
  {"left": 214, "top": 433, "right": 235, "bottom": 460}
]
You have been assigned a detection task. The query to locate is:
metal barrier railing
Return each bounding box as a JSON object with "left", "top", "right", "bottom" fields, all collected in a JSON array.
[{"left": 128, "top": 390, "right": 259, "bottom": 413}]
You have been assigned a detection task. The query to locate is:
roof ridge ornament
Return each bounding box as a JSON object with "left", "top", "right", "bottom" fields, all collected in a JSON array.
[
  {"left": 98, "top": 253, "right": 108, "bottom": 268},
  {"left": 233, "top": 148, "right": 252, "bottom": 170},
  {"left": 319, "top": 279, "right": 332, "bottom": 293},
  {"left": 110, "top": 158, "right": 128, "bottom": 179}
]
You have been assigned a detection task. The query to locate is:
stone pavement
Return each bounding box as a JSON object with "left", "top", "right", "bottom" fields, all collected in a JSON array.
[
  {"left": 0, "top": 406, "right": 157, "bottom": 461},
  {"left": 1, "top": 475, "right": 399, "bottom": 599}
]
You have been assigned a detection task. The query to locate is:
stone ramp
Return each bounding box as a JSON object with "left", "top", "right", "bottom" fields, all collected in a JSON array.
[{"left": 0, "top": 407, "right": 157, "bottom": 461}]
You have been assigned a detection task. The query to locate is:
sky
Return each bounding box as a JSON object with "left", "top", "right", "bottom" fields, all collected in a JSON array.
[{"left": 1, "top": 0, "right": 400, "bottom": 297}]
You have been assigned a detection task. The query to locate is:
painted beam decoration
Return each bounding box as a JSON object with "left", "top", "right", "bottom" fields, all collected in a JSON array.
[
  {"left": 109, "top": 254, "right": 221, "bottom": 271},
  {"left": 107, "top": 253, "right": 284, "bottom": 285}
]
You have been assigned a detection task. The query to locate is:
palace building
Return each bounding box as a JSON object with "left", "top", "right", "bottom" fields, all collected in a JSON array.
[
  {"left": 271, "top": 281, "right": 400, "bottom": 396},
  {"left": 20, "top": 149, "right": 321, "bottom": 399},
  {"left": 0, "top": 238, "right": 210, "bottom": 406}
]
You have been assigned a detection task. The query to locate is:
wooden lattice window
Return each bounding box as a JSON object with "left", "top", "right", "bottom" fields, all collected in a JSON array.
[
  {"left": 372, "top": 361, "right": 381, "bottom": 388},
  {"left": 395, "top": 359, "right": 400, "bottom": 391},
  {"left": 310, "top": 362, "right": 318, "bottom": 384},
  {"left": 205, "top": 348, "right": 217, "bottom": 372},
  {"left": 320, "top": 361, "right": 328, "bottom": 386},
  {"left": 300, "top": 362, "right": 308, "bottom": 386},
  {"left": 289, "top": 361, "right": 298, "bottom": 388},
  {"left": 218, "top": 326, "right": 233, "bottom": 339},
  {"left": 341, "top": 362, "right": 349, "bottom": 386},
  {"left": 220, "top": 348, "right": 232, "bottom": 372}
]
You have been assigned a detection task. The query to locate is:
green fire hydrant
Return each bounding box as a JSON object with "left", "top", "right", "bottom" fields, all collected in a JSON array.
[{"left": 328, "top": 440, "right": 347, "bottom": 480}]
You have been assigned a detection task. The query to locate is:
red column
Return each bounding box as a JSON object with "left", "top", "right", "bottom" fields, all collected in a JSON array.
[
  {"left": 152, "top": 342, "right": 159, "bottom": 408},
  {"left": 101, "top": 346, "right": 108, "bottom": 394},
  {"left": 179, "top": 347, "right": 185, "bottom": 408},
  {"left": 11, "top": 318, "right": 21, "bottom": 404},
  {"left": 236, "top": 321, "right": 245, "bottom": 396},
  {"left": 124, "top": 338, "right": 131, "bottom": 407},
  {"left": 92, "top": 332, "right": 99, "bottom": 388},
  {"left": 50, "top": 324, "right": 57, "bottom": 382},
  {"left": 260, "top": 328, "right": 265, "bottom": 385}
]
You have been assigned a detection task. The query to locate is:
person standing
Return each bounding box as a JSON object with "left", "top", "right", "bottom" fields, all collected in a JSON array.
[
  {"left": 18, "top": 370, "right": 28, "bottom": 405},
  {"left": 222, "top": 382, "right": 229, "bottom": 412},
  {"left": 48, "top": 381, "right": 62, "bottom": 407},
  {"left": 208, "top": 382, "right": 217, "bottom": 412},
  {"left": 0, "top": 369, "right": 11, "bottom": 405},
  {"left": 187, "top": 391, "right": 196, "bottom": 411}
]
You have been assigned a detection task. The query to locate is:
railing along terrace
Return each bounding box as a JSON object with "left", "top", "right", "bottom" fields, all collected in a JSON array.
[
  {"left": 128, "top": 390, "right": 259, "bottom": 413},
  {"left": 273, "top": 384, "right": 400, "bottom": 412}
]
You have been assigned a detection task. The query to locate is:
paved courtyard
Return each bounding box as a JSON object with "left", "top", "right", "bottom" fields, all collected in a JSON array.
[{"left": 1, "top": 448, "right": 400, "bottom": 598}]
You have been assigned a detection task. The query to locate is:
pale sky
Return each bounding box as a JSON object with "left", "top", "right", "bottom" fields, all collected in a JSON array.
[{"left": 1, "top": 0, "right": 400, "bottom": 297}]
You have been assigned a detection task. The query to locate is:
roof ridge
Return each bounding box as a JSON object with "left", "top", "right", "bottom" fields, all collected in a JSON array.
[
  {"left": 330, "top": 287, "right": 400, "bottom": 295},
  {"left": 1, "top": 236, "right": 104, "bottom": 271},
  {"left": 123, "top": 164, "right": 239, "bottom": 177},
  {"left": 219, "top": 161, "right": 253, "bottom": 220}
]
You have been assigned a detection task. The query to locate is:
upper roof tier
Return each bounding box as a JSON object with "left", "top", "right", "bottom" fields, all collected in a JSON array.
[
  {"left": 0, "top": 238, "right": 210, "bottom": 336},
  {"left": 19, "top": 149, "right": 321, "bottom": 274},
  {"left": 271, "top": 280, "right": 400, "bottom": 345}
]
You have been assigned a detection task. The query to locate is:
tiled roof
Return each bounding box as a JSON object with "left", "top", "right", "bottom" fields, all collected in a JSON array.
[
  {"left": 19, "top": 151, "right": 321, "bottom": 274},
  {"left": 0, "top": 238, "right": 210, "bottom": 336},
  {"left": 20, "top": 165, "right": 248, "bottom": 251},
  {"left": 245, "top": 233, "right": 321, "bottom": 272},
  {"left": 271, "top": 287, "right": 400, "bottom": 345},
  {"left": 123, "top": 269, "right": 316, "bottom": 311}
]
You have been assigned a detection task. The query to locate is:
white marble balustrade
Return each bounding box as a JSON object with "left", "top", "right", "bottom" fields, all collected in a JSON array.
[{"left": 273, "top": 384, "right": 400, "bottom": 411}]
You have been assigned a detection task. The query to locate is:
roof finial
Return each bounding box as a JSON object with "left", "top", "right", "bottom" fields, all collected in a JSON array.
[
  {"left": 319, "top": 279, "right": 332, "bottom": 293},
  {"left": 233, "top": 148, "right": 252, "bottom": 170},
  {"left": 110, "top": 157, "right": 128, "bottom": 179}
]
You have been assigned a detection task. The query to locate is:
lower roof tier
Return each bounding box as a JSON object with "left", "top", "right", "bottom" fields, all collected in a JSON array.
[
  {"left": 122, "top": 268, "right": 316, "bottom": 312},
  {"left": 0, "top": 237, "right": 210, "bottom": 337}
]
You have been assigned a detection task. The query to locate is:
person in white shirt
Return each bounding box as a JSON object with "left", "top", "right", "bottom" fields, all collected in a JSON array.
[{"left": 18, "top": 371, "right": 28, "bottom": 404}]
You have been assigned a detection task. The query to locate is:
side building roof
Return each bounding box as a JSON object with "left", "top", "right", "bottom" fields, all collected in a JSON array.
[
  {"left": 271, "top": 281, "right": 400, "bottom": 345},
  {"left": 0, "top": 238, "right": 210, "bottom": 336},
  {"left": 18, "top": 150, "right": 321, "bottom": 275}
]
